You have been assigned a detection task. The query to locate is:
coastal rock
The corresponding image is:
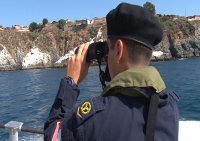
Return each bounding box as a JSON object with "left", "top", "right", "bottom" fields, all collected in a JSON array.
[
  {"left": 0, "top": 44, "right": 18, "bottom": 70},
  {"left": 153, "top": 33, "right": 172, "bottom": 60},
  {"left": 0, "top": 25, "right": 63, "bottom": 70},
  {"left": 153, "top": 19, "right": 200, "bottom": 60},
  {"left": 1, "top": 17, "right": 200, "bottom": 70},
  {"left": 22, "top": 48, "right": 52, "bottom": 69}
]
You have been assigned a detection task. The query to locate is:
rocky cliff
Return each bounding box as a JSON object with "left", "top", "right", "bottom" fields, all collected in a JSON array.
[
  {"left": 152, "top": 16, "right": 200, "bottom": 60},
  {"left": 0, "top": 17, "right": 200, "bottom": 71}
]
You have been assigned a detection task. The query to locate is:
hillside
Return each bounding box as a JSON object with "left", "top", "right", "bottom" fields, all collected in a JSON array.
[
  {"left": 153, "top": 15, "right": 200, "bottom": 60},
  {"left": 0, "top": 16, "right": 200, "bottom": 71}
]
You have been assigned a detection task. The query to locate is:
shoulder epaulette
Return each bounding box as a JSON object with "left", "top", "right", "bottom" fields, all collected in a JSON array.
[{"left": 75, "top": 96, "right": 105, "bottom": 125}]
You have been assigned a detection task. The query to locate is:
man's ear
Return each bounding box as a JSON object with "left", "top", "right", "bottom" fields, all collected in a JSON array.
[{"left": 115, "top": 40, "right": 124, "bottom": 63}]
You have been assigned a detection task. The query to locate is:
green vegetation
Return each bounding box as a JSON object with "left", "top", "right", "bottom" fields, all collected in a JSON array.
[
  {"left": 42, "top": 18, "right": 48, "bottom": 25},
  {"left": 0, "top": 25, "right": 3, "bottom": 28},
  {"left": 58, "top": 19, "right": 66, "bottom": 30},
  {"left": 28, "top": 31, "right": 38, "bottom": 40},
  {"left": 156, "top": 15, "right": 173, "bottom": 30},
  {"left": 29, "top": 18, "right": 48, "bottom": 32},
  {"left": 28, "top": 22, "right": 41, "bottom": 39},
  {"left": 58, "top": 30, "right": 65, "bottom": 40},
  {"left": 29, "top": 22, "right": 39, "bottom": 32},
  {"left": 143, "top": 1, "right": 156, "bottom": 15},
  {"left": 163, "top": 20, "right": 172, "bottom": 30}
]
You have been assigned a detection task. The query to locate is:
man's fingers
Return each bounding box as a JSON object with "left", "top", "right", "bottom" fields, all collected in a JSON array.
[
  {"left": 81, "top": 43, "right": 89, "bottom": 56},
  {"left": 67, "top": 56, "right": 75, "bottom": 64},
  {"left": 76, "top": 43, "right": 89, "bottom": 63},
  {"left": 77, "top": 44, "right": 85, "bottom": 56}
]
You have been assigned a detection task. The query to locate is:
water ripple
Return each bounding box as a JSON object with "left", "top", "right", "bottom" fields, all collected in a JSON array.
[{"left": 0, "top": 58, "right": 200, "bottom": 140}]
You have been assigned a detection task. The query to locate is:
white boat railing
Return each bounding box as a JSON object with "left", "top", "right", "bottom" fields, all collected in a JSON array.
[{"left": 0, "top": 121, "right": 43, "bottom": 141}]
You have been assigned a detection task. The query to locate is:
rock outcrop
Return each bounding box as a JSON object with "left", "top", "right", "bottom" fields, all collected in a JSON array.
[
  {"left": 0, "top": 17, "right": 200, "bottom": 71},
  {"left": 153, "top": 18, "right": 200, "bottom": 60}
]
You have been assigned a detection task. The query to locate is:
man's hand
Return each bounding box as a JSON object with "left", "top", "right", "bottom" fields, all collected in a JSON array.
[{"left": 66, "top": 43, "right": 90, "bottom": 85}]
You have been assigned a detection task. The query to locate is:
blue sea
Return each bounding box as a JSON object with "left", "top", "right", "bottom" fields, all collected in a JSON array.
[{"left": 0, "top": 57, "right": 200, "bottom": 140}]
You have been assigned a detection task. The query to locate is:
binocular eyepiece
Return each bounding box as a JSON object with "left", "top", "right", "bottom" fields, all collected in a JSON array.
[
  {"left": 75, "top": 41, "right": 111, "bottom": 86},
  {"left": 86, "top": 41, "right": 108, "bottom": 63},
  {"left": 86, "top": 41, "right": 111, "bottom": 83}
]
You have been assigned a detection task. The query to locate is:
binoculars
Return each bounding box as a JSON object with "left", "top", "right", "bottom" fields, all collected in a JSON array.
[
  {"left": 75, "top": 41, "right": 111, "bottom": 86},
  {"left": 73, "top": 41, "right": 111, "bottom": 89},
  {"left": 86, "top": 42, "right": 112, "bottom": 85},
  {"left": 86, "top": 41, "right": 111, "bottom": 83},
  {"left": 86, "top": 41, "right": 108, "bottom": 63}
]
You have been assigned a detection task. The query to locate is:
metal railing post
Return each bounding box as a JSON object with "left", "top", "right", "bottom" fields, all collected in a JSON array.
[{"left": 5, "top": 121, "right": 23, "bottom": 141}]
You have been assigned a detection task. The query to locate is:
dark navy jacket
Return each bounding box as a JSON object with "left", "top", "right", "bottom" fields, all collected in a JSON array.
[{"left": 44, "top": 67, "right": 179, "bottom": 141}]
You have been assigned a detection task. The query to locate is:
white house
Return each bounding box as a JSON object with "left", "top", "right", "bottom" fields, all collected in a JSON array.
[
  {"left": 18, "top": 26, "right": 29, "bottom": 32},
  {"left": 187, "top": 15, "right": 200, "bottom": 21},
  {"left": 13, "top": 25, "right": 21, "bottom": 30}
]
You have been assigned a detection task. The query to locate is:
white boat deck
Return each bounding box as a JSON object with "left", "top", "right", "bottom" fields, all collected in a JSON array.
[{"left": 179, "top": 121, "right": 200, "bottom": 141}]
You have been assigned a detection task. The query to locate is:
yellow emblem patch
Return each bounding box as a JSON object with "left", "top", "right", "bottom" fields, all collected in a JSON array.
[
  {"left": 81, "top": 101, "right": 91, "bottom": 115},
  {"left": 76, "top": 101, "right": 92, "bottom": 118}
]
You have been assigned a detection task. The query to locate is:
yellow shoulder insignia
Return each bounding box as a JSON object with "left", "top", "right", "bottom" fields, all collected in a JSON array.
[
  {"left": 81, "top": 101, "right": 91, "bottom": 114},
  {"left": 75, "top": 96, "right": 105, "bottom": 125},
  {"left": 76, "top": 101, "right": 92, "bottom": 118}
]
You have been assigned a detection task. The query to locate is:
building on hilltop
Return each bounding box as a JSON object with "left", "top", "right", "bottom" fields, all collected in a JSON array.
[
  {"left": 75, "top": 19, "right": 89, "bottom": 26},
  {"left": 187, "top": 15, "right": 200, "bottom": 21},
  {"left": 90, "top": 17, "right": 106, "bottom": 25},
  {"left": 12, "top": 25, "right": 21, "bottom": 30},
  {"left": 18, "top": 26, "right": 29, "bottom": 32},
  {"left": 12, "top": 25, "right": 29, "bottom": 32},
  {"left": 68, "top": 19, "right": 89, "bottom": 31}
]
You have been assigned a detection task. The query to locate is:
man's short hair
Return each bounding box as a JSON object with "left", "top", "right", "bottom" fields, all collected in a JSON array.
[
  {"left": 109, "top": 38, "right": 152, "bottom": 64},
  {"left": 124, "top": 40, "right": 152, "bottom": 64}
]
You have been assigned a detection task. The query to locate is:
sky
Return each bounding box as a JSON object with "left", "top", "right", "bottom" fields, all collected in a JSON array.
[{"left": 0, "top": 0, "right": 200, "bottom": 27}]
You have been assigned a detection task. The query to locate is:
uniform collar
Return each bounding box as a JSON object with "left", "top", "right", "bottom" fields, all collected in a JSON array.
[{"left": 102, "top": 66, "right": 166, "bottom": 97}]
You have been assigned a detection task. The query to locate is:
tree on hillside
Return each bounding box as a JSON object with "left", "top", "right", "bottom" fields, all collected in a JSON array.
[
  {"left": 58, "top": 19, "right": 66, "bottom": 30},
  {"left": 0, "top": 25, "right": 3, "bottom": 28},
  {"left": 143, "top": 1, "right": 156, "bottom": 15},
  {"left": 42, "top": 18, "right": 48, "bottom": 25},
  {"left": 29, "top": 22, "right": 39, "bottom": 32}
]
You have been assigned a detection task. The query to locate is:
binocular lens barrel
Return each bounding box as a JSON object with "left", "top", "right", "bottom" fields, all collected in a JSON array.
[{"left": 86, "top": 41, "right": 108, "bottom": 63}]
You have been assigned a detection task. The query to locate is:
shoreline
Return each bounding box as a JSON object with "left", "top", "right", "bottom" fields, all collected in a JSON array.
[{"left": 0, "top": 56, "right": 199, "bottom": 72}]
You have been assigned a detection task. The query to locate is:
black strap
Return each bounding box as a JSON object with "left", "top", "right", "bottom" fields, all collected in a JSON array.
[
  {"left": 144, "top": 93, "right": 159, "bottom": 141},
  {"left": 97, "top": 61, "right": 106, "bottom": 90}
]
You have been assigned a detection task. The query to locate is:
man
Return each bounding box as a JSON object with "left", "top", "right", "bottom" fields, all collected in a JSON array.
[{"left": 44, "top": 3, "right": 179, "bottom": 141}]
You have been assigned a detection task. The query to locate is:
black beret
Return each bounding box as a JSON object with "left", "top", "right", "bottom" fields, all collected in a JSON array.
[{"left": 106, "top": 3, "right": 163, "bottom": 49}]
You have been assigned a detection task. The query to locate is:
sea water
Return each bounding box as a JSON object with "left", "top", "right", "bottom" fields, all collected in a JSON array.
[{"left": 0, "top": 57, "right": 200, "bottom": 140}]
